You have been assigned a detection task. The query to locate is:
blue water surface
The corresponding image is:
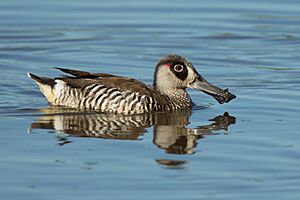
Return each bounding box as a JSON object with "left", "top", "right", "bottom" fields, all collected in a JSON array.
[{"left": 0, "top": 0, "right": 300, "bottom": 199}]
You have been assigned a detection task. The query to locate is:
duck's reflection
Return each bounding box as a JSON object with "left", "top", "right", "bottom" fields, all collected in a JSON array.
[
  {"left": 153, "top": 111, "right": 235, "bottom": 154},
  {"left": 30, "top": 107, "right": 235, "bottom": 154}
]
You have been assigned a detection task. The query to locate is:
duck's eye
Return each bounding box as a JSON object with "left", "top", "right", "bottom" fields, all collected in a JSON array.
[{"left": 174, "top": 64, "right": 184, "bottom": 72}]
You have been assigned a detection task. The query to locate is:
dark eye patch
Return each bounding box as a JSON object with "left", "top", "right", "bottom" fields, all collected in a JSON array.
[{"left": 170, "top": 62, "right": 188, "bottom": 81}]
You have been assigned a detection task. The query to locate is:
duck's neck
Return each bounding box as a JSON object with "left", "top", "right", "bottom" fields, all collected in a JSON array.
[{"left": 156, "top": 88, "right": 192, "bottom": 110}]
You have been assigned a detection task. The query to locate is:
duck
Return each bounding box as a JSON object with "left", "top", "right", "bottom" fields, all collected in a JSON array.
[{"left": 27, "top": 54, "right": 236, "bottom": 114}]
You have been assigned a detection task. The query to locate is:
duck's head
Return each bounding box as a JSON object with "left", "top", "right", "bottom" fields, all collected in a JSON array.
[{"left": 153, "top": 54, "right": 236, "bottom": 104}]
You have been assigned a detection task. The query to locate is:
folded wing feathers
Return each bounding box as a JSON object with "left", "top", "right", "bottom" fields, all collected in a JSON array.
[
  {"left": 54, "top": 67, "right": 117, "bottom": 78},
  {"left": 53, "top": 67, "right": 154, "bottom": 96}
]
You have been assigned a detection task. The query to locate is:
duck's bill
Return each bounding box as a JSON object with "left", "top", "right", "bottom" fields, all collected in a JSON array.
[{"left": 189, "top": 76, "right": 236, "bottom": 104}]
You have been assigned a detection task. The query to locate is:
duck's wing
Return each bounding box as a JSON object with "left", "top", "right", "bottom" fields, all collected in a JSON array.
[{"left": 55, "top": 67, "right": 154, "bottom": 96}]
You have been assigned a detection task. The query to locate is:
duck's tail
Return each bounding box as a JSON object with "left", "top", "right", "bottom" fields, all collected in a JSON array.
[{"left": 27, "top": 73, "right": 57, "bottom": 104}]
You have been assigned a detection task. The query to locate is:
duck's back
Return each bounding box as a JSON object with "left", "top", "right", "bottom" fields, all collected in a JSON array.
[{"left": 28, "top": 68, "right": 163, "bottom": 114}]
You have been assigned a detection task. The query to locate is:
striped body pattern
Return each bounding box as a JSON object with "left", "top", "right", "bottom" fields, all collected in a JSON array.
[{"left": 55, "top": 82, "right": 160, "bottom": 114}]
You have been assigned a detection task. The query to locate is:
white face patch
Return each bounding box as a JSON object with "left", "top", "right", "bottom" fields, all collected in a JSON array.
[{"left": 185, "top": 67, "right": 197, "bottom": 86}]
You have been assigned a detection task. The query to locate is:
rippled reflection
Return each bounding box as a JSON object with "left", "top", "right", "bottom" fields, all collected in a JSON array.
[
  {"left": 155, "top": 159, "right": 187, "bottom": 169},
  {"left": 29, "top": 107, "right": 235, "bottom": 154}
]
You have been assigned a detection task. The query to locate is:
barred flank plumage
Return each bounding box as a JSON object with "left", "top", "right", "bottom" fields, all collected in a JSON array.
[{"left": 54, "top": 83, "right": 161, "bottom": 114}]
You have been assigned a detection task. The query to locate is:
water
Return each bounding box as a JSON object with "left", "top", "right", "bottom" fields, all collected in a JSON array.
[{"left": 0, "top": 0, "right": 300, "bottom": 199}]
